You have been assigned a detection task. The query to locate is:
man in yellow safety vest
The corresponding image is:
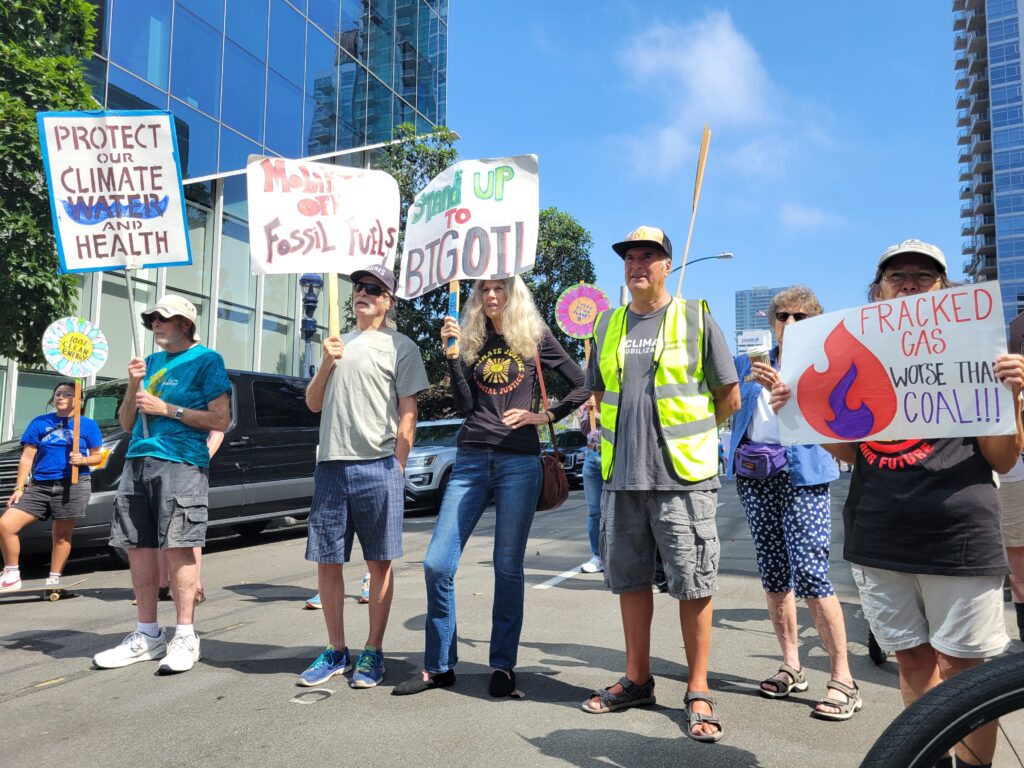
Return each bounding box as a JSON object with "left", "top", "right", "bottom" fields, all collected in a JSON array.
[{"left": 581, "top": 226, "right": 739, "bottom": 744}]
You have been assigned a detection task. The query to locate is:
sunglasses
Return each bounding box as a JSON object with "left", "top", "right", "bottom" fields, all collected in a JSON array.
[
  {"left": 882, "top": 270, "right": 939, "bottom": 287},
  {"left": 354, "top": 281, "right": 388, "bottom": 297},
  {"left": 775, "top": 311, "right": 808, "bottom": 322}
]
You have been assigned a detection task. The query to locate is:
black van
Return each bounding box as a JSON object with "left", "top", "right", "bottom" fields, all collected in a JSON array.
[{"left": 0, "top": 371, "right": 320, "bottom": 562}]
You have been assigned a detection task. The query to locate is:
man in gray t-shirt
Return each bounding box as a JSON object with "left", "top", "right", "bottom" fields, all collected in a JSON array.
[
  {"left": 299, "top": 265, "right": 429, "bottom": 690},
  {"left": 582, "top": 226, "right": 739, "bottom": 744}
]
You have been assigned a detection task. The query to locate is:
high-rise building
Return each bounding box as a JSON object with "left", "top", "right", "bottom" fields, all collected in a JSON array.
[
  {"left": 734, "top": 285, "right": 785, "bottom": 352},
  {"left": 954, "top": 0, "right": 1023, "bottom": 329},
  {"left": 0, "top": 0, "right": 449, "bottom": 438}
]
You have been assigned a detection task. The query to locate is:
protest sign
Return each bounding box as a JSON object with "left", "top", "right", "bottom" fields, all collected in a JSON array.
[
  {"left": 246, "top": 156, "right": 400, "bottom": 276},
  {"left": 397, "top": 155, "right": 539, "bottom": 300},
  {"left": 777, "top": 282, "right": 1015, "bottom": 444},
  {"left": 42, "top": 317, "right": 109, "bottom": 482},
  {"left": 37, "top": 111, "right": 191, "bottom": 273},
  {"left": 556, "top": 282, "right": 610, "bottom": 432}
]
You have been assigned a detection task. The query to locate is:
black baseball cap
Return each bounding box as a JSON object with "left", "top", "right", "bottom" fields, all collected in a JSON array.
[{"left": 350, "top": 264, "right": 396, "bottom": 293}]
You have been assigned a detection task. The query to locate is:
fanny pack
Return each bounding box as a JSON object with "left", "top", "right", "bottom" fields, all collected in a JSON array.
[{"left": 735, "top": 441, "right": 787, "bottom": 480}]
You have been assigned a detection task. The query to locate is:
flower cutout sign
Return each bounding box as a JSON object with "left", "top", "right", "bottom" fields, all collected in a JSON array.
[
  {"left": 42, "top": 317, "right": 109, "bottom": 378},
  {"left": 555, "top": 283, "right": 611, "bottom": 339}
]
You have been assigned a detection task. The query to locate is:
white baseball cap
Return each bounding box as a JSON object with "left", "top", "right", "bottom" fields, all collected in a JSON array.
[
  {"left": 877, "top": 239, "right": 947, "bottom": 276},
  {"left": 141, "top": 295, "right": 200, "bottom": 340}
]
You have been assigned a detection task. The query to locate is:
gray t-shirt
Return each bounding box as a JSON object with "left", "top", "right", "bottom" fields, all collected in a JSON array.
[
  {"left": 587, "top": 303, "right": 737, "bottom": 491},
  {"left": 318, "top": 328, "right": 429, "bottom": 462}
]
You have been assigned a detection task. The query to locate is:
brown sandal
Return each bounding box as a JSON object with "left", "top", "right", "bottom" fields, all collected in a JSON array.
[{"left": 759, "top": 663, "right": 808, "bottom": 699}]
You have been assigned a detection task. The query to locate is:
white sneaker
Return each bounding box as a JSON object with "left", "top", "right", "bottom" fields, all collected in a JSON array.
[
  {"left": 158, "top": 634, "right": 201, "bottom": 674},
  {"left": 94, "top": 631, "right": 167, "bottom": 668},
  {"left": 580, "top": 556, "right": 603, "bottom": 574},
  {"left": 45, "top": 575, "right": 61, "bottom": 586},
  {"left": 0, "top": 569, "right": 22, "bottom": 592}
]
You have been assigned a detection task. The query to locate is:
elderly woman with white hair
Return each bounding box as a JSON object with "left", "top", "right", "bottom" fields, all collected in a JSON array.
[{"left": 394, "top": 275, "right": 589, "bottom": 698}]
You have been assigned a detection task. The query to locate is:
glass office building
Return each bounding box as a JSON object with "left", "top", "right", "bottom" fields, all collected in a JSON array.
[
  {"left": 0, "top": 0, "right": 449, "bottom": 438},
  {"left": 954, "top": 0, "right": 1024, "bottom": 329},
  {"left": 734, "top": 285, "right": 786, "bottom": 352}
]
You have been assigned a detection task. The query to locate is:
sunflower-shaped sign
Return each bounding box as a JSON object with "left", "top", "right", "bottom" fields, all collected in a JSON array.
[
  {"left": 555, "top": 283, "right": 611, "bottom": 339},
  {"left": 42, "top": 317, "right": 109, "bottom": 378}
]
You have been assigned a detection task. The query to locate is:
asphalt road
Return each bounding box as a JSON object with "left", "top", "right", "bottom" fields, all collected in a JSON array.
[{"left": 1, "top": 475, "right": 1020, "bottom": 768}]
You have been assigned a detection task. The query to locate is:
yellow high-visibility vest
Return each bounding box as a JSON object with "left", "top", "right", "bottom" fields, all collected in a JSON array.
[{"left": 593, "top": 298, "right": 718, "bottom": 482}]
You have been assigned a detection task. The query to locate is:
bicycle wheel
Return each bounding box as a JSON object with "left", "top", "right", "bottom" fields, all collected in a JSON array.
[{"left": 861, "top": 653, "right": 1024, "bottom": 767}]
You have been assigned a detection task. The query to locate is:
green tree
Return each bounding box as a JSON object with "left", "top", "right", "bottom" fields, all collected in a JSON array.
[
  {"left": 370, "top": 123, "right": 461, "bottom": 384},
  {"left": 0, "top": 0, "right": 98, "bottom": 366}
]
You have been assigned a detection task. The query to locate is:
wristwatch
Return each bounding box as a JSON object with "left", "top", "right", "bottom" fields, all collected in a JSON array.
[{"left": 174, "top": 406, "right": 185, "bottom": 420}]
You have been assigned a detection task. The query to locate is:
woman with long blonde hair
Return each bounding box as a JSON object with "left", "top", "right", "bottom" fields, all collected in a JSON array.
[{"left": 394, "top": 275, "right": 589, "bottom": 698}]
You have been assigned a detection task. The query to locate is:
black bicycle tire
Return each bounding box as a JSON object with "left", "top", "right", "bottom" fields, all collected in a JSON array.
[{"left": 861, "top": 653, "right": 1024, "bottom": 767}]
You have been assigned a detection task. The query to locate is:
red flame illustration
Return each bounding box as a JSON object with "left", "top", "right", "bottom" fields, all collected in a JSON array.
[{"left": 797, "top": 321, "right": 897, "bottom": 440}]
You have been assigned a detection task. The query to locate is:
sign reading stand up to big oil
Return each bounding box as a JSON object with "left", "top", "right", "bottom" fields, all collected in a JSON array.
[
  {"left": 37, "top": 111, "right": 191, "bottom": 273},
  {"left": 777, "top": 281, "right": 1016, "bottom": 444},
  {"left": 397, "top": 155, "right": 539, "bottom": 300}
]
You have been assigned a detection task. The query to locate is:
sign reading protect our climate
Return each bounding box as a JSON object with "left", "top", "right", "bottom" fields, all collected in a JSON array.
[
  {"left": 397, "top": 155, "right": 540, "bottom": 299},
  {"left": 777, "top": 282, "right": 1016, "bottom": 444},
  {"left": 37, "top": 111, "right": 191, "bottom": 273},
  {"left": 245, "top": 156, "right": 400, "bottom": 276}
]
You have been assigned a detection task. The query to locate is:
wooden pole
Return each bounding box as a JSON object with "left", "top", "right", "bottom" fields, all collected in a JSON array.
[
  {"left": 71, "top": 378, "right": 82, "bottom": 484},
  {"left": 584, "top": 338, "right": 596, "bottom": 433},
  {"left": 123, "top": 268, "right": 150, "bottom": 438},
  {"left": 327, "top": 273, "right": 341, "bottom": 338},
  {"left": 675, "top": 123, "right": 712, "bottom": 298},
  {"left": 446, "top": 280, "right": 460, "bottom": 358}
]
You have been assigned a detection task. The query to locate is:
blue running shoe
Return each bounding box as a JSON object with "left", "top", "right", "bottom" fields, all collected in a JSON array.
[
  {"left": 305, "top": 594, "right": 322, "bottom": 610},
  {"left": 297, "top": 646, "right": 350, "bottom": 687},
  {"left": 350, "top": 645, "right": 385, "bottom": 688}
]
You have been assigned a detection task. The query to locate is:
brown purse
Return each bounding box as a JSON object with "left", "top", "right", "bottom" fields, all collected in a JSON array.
[{"left": 534, "top": 350, "right": 570, "bottom": 511}]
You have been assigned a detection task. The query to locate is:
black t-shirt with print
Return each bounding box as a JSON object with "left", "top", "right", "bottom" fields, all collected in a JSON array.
[
  {"left": 447, "top": 326, "right": 589, "bottom": 454},
  {"left": 843, "top": 436, "right": 1007, "bottom": 576}
]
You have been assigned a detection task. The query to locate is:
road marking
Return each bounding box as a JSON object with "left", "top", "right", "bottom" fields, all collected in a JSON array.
[
  {"left": 290, "top": 688, "right": 334, "bottom": 704},
  {"left": 533, "top": 567, "right": 583, "bottom": 590}
]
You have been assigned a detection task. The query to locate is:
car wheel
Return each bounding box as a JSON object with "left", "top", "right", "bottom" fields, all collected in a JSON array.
[
  {"left": 107, "top": 545, "right": 129, "bottom": 566},
  {"left": 232, "top": 521, "right": 269, "bottom": 539}
]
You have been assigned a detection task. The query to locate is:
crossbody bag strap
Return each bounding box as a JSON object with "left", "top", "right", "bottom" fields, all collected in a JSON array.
[{"left": 533, "top": 349, "right": 558, "bottom": 454}]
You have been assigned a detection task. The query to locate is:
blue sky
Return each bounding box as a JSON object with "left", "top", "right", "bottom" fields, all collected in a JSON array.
[{"left": 446, "top": 2, "right": 958, "bottom": 344}]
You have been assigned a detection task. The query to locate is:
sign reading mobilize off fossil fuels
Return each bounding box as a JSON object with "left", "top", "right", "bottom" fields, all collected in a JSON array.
[
  {"left": 37, "top": 111, "right": 191, "bottom": 273},
  {"left": 777, "top": 282, "right": 1016, "bottom": 445},
  {"left": 246, "top": 156, "right": 399, "bottom": 275},
  {"left": 397, "top": 155, "right": 540, "bottom": 300}
]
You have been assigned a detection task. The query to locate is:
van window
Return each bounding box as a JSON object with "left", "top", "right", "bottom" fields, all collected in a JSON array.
[
  {"left": 252, "top": 380, "right": 319, "bottom": 428},
  {"left": 83, "top": 382, "right": 127, "bottom": 429}
]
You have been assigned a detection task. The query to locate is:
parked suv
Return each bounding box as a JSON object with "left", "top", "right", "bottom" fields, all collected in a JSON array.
[
  {"left": 0, "top": 371, "right": 320, "bottom": 562},
  {"left": 542, "top": 429, "right": 588, "bottom": 488},
  {"left": 404, "top": 419, "right": 462, "bottom": 514}
]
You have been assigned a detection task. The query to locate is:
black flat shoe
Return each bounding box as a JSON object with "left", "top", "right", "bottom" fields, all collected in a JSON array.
[
  {"left": 391, "top": 669, "right": 456, "bottom": 696},
  {"left": 488, "top": 669, "right": 516, "bottom": 697}
]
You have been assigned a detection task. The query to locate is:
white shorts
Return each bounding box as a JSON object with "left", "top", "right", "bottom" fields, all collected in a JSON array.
[{"left": 851, "top": 565, "right": 1009, "bottom": 659}]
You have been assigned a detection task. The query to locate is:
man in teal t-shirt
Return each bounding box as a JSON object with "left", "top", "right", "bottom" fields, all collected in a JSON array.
[{"left": 94, "top": 295, "right": 230, "bottom": 676}]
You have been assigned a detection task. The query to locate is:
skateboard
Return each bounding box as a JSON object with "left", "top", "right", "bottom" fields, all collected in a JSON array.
[{"left": 0, "top": 577, "right": 87, "bottom": 602}]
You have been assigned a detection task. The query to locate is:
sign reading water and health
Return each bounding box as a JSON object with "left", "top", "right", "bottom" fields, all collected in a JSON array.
[
  {"left": 246, "top": 157, "right": 399, "bottom": 276},
  {"left": 777, "top": 282, "right": 1015, "bottom": 444},
  {"left": 37, "top": 111, "right": 191, "bottom": 273},
  {"left": 397, "top": 155, "right": 539, "bottom": 300}
]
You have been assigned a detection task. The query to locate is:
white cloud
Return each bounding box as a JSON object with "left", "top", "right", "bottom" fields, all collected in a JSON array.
[
  {"left": 780, "top": 202, "right": 846, "bottom": 231},
  {"left": 610, "top": 11, "right": 777, "bottom": 176},
  {"left": 619, "top": 12, "right": 774, "bottom": 127},
  {"left": 725, "top": 135, "right": 788, "bottom": 175}
]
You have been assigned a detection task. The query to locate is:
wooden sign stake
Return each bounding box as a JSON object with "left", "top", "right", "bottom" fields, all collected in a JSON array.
[{"left": 675, "top": 124, "right": 712, "bottom": 298}]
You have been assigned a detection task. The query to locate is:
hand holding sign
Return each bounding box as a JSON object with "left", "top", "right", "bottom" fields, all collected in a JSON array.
[{"left": 42, "top": 317, "right": 108, "bottom": 483}]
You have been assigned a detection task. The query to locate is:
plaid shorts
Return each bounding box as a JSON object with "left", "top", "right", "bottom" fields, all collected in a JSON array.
[{"left": 305, "top": 456, "right": 404, "bottom": 564}]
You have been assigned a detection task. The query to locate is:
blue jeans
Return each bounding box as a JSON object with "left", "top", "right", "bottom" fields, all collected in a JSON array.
[
  {"left": 422, "top": 447, "right": 542, "bottom": 673},
  {"left": 582, "top": 449, "right": 603, "bottom": 559}
]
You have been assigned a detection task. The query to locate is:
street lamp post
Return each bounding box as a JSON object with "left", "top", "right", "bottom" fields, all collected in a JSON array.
[
  {"left": 619, "top": 252, "right": 734, "bottom": 303},
  {"left": 669, "top": 251, "right": 734, "bottom": 275},
  {"left": 299, "top": 273, "right": 323, "bottom": 378}
]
